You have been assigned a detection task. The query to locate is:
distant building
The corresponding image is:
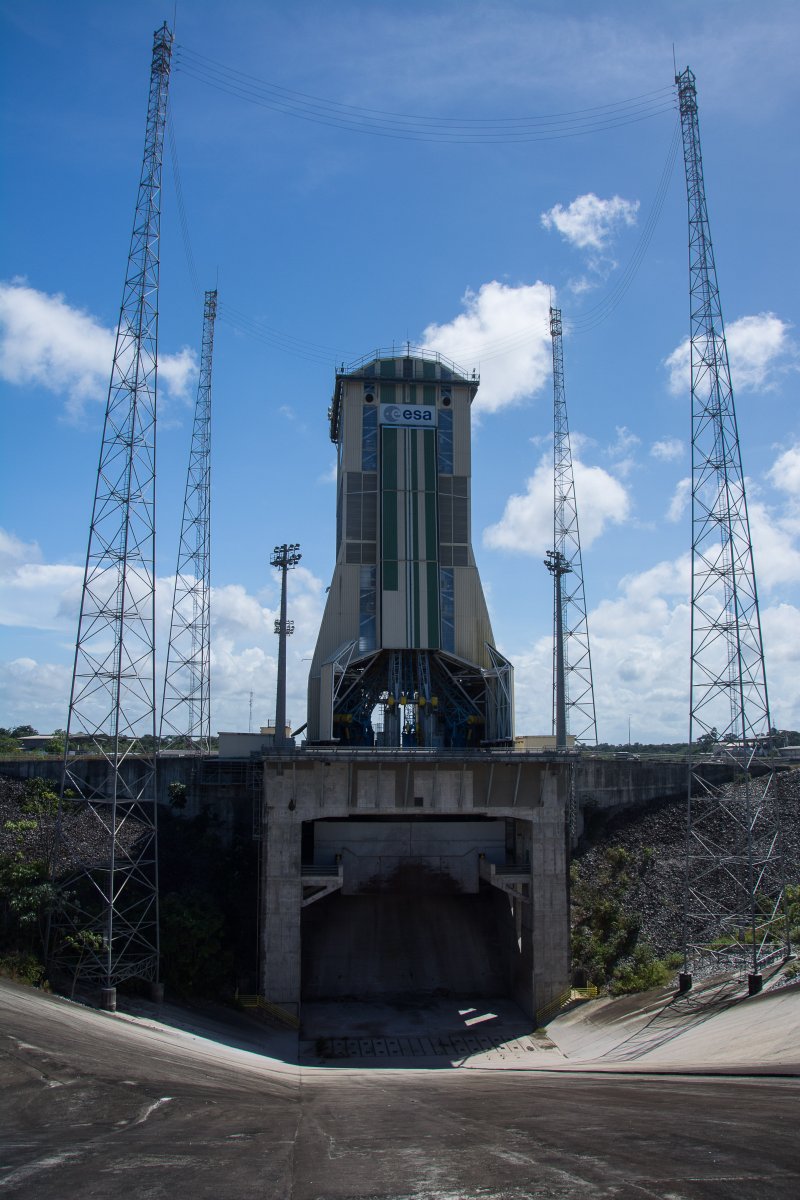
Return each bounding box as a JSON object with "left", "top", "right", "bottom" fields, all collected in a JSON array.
[
  {"left": 217, "top": 726, "right": 293, "bottom": 759},
  {"left": 514, "top": 734, "right": 577, "bottom": 752},
  {"left": 307, "top": 351, "right": 513, "bottom": 748}
]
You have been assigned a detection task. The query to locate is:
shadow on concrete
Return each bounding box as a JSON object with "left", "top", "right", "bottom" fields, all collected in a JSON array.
[
  {"left": 298, "top": 994, "right": 543, "bottom": 1068},
  {"left": 301, "top": 887, "right": 520, "bottom": 1000}
]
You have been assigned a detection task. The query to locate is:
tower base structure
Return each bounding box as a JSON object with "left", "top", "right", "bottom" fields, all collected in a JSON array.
[{"left": 259, "top": 749, "right": 571, "bottom": 1023}]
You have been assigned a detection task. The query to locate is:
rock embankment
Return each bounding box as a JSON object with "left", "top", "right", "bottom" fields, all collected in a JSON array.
[{"left": 573, "top": 767, "right": 800, "bottom": 957}]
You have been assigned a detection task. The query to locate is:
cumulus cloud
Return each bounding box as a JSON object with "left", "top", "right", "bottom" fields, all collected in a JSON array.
[
  {"left": 651, "top": 437, "right": 684, "bottom": 462},
  {"left": 666, "top": 477, "right": 691, "bottom": 524},
  {"left": 0, "top": 280, "right": 198, "bottom": 420},
  {"left": 483, "top": 453, "right": 630, "bottom": 555},
  {"left": 540, "top": 193, "right": 639, "bottom": 252},
  {"left": 768, "top": 443, "right": 800, "bottom": 497},
  {"left": 317, "top": 460, "right": 338, "bottom": 485},
  {"left": 748, "top": 498, "right": 800, "bottom": 590},
  {"left": 491, "top": 532, "right": 800, "bottom": 743},
  {"left": 0, "top": 529, "right": 83, "bottom": 631},
  {"left": 0, "top": 527, "right": 327, "bottom": 737},
  {"left": 420, "top": 280, "right": 551, "bottom": 415},
  {"left": 605, "top": 425, "right": 640, "bottom": 478},
  {"left": 664, "top": 312, "right": 796, "bottom": 396}
]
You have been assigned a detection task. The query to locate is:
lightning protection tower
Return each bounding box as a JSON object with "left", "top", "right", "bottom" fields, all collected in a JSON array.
[
  {"left": 49, "top": 23, "right": 172, "bottom": 1008},
  {"left": 549, "top": 307, "right": 597, "bottom": 746},
  {"left": 160, "top": 289, "right": 217, "bottom": 754},
  {"left": 677, "top": 67, "right": 788, "bottom": 990}
]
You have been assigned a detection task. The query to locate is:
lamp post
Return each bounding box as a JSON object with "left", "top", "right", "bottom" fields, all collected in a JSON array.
[
  {"left": 270, "top": 543, "right": 301, "bottom": 747},
  {"left": 545, "top": 549, "right": 572, "bottom": 751}
]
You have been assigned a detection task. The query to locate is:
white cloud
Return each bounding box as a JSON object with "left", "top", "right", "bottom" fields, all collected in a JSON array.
[
  {"left": 0, "top": 528, "right": 327, "bottom": 737},
  {"left": 0, "top": 280, "right": 198, "bottom": 420},
  {"left": 0, "top": 657, "right": 73, "bottom": 733},
  {"left": 512, "top": 545, "right": 800, "bottom": 743},
  {"left": 483, "top": 453, "right": 630, "bottom": 555},
  {"left": 317, "top": 460, "right": 338, "bottom": 485},
  {"left": 748, "top": 498, "right": 800, "bottom": 590},
  {"left": 651, "top": 437, "right": 684, "bottom": 462},
  {"left": 768, "top": 443, "right": 800, "bottom": 497},
  {"left": 605, "top": 425, "right": 640, "bottom": 478},
  {"left": 0, "top": 529, "right": 42, "bottom": 570},
  {"left": 0, "top": 529, "right": 83, "bottom": 631},
  {"left": 664, "top": 312, "right": 795, "bottom": 396},
  {"left": 666, "top": 477, "right": 691, "bottom": 524},
  {"left": 421, "top": 280, "right": 551, "bottom": 415},
  {"left": 540, "top": 193, "right": 639, "bottom": 252}
]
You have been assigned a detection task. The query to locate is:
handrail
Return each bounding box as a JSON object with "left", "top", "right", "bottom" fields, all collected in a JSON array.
[
  {"left": 535, "top": 987, "right": 572, "bottom": 1027},
  {"left": 340, "top": 344, "right": 476, "bottom": 380},
  {"left": 238, "top": 994, "right": 300, "bottom": 1029}
]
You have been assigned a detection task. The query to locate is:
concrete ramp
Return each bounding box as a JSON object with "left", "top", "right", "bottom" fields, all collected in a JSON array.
[
  {"left": 548, "top": 978, "right": 800, "bottom": 1071},
  {"left": 301, "top": 888, "right": 517, "bottom": 999}
]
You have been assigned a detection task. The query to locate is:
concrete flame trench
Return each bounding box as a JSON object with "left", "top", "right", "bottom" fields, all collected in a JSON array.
[{"left": 260, "top": 751, "right": 571, "bottom": 1022}]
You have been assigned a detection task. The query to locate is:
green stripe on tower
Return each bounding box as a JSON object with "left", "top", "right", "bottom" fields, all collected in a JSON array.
[
  {"left": 427, "top": 561, "right": 440, "bottom": 648},
  {"left": 382, "top": 426, "right": 397, "bottom": 489},
  {"left": 382, "top": 426, "right": 398, "bottom": 591}
]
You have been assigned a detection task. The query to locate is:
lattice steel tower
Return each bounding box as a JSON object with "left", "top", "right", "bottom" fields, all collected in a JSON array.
[
  {"left": 549, "top": 307, "right": 597, "bottom": 746},
  {"left": 161, "top": 289, "right": 217, "bottom": 753},
  {"left": 50, "top": 24, "right": 172, "bottom": 1006},
  {"left": 677, "top": 67, "right": 788, "bottom": 987}
]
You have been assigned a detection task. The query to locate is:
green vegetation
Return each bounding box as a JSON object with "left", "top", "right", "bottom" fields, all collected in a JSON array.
[
  {"left": 570, "top": 845, "right": 681, "bottom": 995},
  {"left": 0, "top": 779, "right": 61, "bottom": 982},
  {"left": 0, "top": 725, "right": 38, "bottom": 754},
  {"left": 0, "top": 774, "right": 256, "bottom": 1002},
  {"left": 156, "top": 803, "right": 258, "bottom": 1000}
]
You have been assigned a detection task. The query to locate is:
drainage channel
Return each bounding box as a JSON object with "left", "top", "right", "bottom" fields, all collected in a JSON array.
[{"left": 300, "top": 1032, "right": 546, "bottom": 1062}]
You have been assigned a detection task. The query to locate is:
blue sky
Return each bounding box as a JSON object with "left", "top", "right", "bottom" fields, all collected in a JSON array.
[{"left": 1, "top": 0, "right": 798, "bottom": 742}]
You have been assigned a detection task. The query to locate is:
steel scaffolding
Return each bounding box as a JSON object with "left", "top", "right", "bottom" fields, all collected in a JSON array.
[
  {"left": 160, "top": 289, "right": 217, "bottom": 754},
  {"left": 549, "top": 307, "right": 598, "bottom": 746},
  {"left": 49, "top": 24, "right": 172, "bottom": 1004},
  {"left": 677, "top": 67, "right": 789, "bottom": 988}
]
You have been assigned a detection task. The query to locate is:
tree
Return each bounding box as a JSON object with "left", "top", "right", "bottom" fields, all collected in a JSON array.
[{"left": 45, "top": 729, "right": 66, "bottom": 755}]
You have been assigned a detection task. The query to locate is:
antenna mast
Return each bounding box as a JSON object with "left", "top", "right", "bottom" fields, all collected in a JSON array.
[
  {"left": 49, "top": 23, "right": 173, "bottom": 1007},
  {"left": 548, "top": 306, "right": 598, "bottom": 746},
  {"left": 677, "top": 66, "right": 789, "bottom": 990},
  {"left": 160, "top": 289, "right": 217, "bottom": 753}
]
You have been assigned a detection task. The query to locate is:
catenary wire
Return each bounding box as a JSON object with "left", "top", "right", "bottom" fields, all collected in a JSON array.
[
  {"left": 167, "top": 55, "right": 678, "bottom": 364},
  {"left": 167, "top": 112, "right": 202, "bottom": 299},
  {"left": 175, "top": 46, "right": 675, "bottom": 143},
  {"left": 178, "top": 44, "right": 675, "bottom": 127}
]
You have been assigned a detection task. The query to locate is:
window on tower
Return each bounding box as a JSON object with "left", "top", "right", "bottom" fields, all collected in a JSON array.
[
  {"left": 440, "top": 566, "right": 455, "bottom": 653},
  {"left": 438, "top": 407, "right": 453, "bottom": 474},
  {"left": 359, "top": 565, "right": 377, "bottom": 652},
  {"left": 362, "top": 403, "right": 377, "bottom": 470}
]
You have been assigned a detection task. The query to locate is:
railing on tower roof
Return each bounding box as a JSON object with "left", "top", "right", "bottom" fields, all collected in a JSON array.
[
  {"left": 340, "top": 345, "right": 478, "bottom": 382},
  {"left": 329, "top": 346, "right": 479, "bottom": 442}
]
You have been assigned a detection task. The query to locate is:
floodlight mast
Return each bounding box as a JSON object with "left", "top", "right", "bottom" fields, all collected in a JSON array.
[
  {"left": 160, "top": 289, "right": 217, "bottom": 754},
  {"left": 677, "top": 66, "right": 789, "bottom": 991},
  {"left": 49, "top": 23, "right": 173, "bottom": 1008},
  {"left": 549, "top": 307, "right": 598, "bottom": 746},
  {"left": 271, "top": 543, "right": 301, "bottom": 747},
  {"left": 544, "top": 550, "right": 572, "bottom": 751}
]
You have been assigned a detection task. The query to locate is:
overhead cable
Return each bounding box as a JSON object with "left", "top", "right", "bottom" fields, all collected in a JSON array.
[{"left": 175, "top": 45, "right": 675, "bottom": 143}]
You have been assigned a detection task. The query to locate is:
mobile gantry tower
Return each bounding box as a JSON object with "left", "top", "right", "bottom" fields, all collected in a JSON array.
[{"left": 307, "top": 350, "right": 513, "bottom": 748}]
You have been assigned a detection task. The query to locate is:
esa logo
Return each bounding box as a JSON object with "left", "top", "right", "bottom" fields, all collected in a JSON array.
[{"left": 380, "top": 404, "right": 437, "bottom": 426}]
